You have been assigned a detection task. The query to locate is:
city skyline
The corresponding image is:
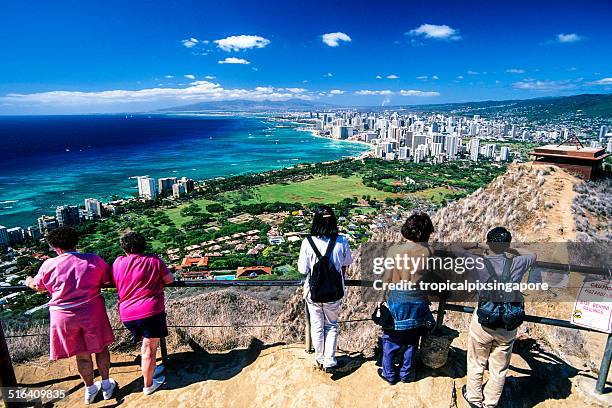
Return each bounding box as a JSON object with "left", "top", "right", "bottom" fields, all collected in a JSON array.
[{"left": 1, "top": 0, "right": 612, "bottom": 114}]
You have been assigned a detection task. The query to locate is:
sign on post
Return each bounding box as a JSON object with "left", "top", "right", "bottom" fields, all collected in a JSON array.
[{"left": 571, "top": 279, "right": 612, "bottom": 333}]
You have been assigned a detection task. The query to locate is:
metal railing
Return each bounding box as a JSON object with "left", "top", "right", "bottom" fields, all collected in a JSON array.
[{"left": 0, "top": 265, "right": 611, "bottom": 407}]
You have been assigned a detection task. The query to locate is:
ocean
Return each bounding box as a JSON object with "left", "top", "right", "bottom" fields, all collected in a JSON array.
[{"left": 0, "top": 114, "right": 370, "bottom": 228}]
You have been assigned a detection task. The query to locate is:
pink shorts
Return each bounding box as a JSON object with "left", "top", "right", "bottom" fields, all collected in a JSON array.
[{"left": 49, "top": 296, "right": 115, "bottom": 360}]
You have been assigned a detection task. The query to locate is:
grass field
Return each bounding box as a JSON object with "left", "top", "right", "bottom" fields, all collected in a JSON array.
[
  {"left": 224, "top": 175, "right": 400, "bottom": 204},
  {"left": 163, "top": 199, "right": 217, "bottom": 226},
  {"left": 156, "top": 175, "right": 400, "bottom": 230}
]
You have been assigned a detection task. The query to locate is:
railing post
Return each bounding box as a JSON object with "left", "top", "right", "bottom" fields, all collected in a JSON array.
[
  {"left": 160, "top": 337, "right": 169, "bottom": 365},
  {"left": 0, "top": 321, "right": 18, "bottom": 408},
  {"left": 303, "top": 299, "right": 313, "bottom": 353},
  {"left": 596, "top": 332, "right": 612, "bottom": 394},
  {"left": 436, "top": 299, "right": 446, "bottom": 330}
]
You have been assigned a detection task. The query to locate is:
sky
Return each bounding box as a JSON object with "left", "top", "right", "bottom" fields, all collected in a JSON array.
[{"left": 1, "top": 0, "right": 611, "bottom": 114}]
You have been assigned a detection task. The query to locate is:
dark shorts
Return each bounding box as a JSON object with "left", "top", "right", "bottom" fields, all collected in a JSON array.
[{"left": 124, "top": 311, "right": 168, "bottom": 343}]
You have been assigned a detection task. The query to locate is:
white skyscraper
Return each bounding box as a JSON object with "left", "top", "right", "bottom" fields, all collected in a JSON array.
[
  {"left": 445, "top": 136, "right": 459, "bottom": 159},
  {"left": 137, "top": 177, "right": 157, "bottom": 199},
  {"left": 84, "top": 198, "right": 102, "bottom": 219},
  {"left": 500, "top": 146, "right": 510, "bottom": 161},
  {"left": 470, "top": 138, "right": 480, "bottom": 161}
]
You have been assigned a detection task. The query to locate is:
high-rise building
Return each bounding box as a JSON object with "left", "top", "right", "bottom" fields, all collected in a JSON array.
[
  {"left": 137, "top": 176, "right": 157, "bottom": 199},
  {"left": 158, "top": 177, "right": 177, "bottom": 196},
  {"left": 607, "top": 139, "right": 612, "bottom": 154},
  {"left": 84, "top": 198, "right": 102, "bottom": 219},
  {"left": 600, "top": 125, "right": 609, "bottom": 143},
  {"left": 398, "top": 147, "right": 410, "bottom": 160},
  {"left": 500, "top": 146, "right": 510, "bottom": 161},
  {"left": 483, "top": 143, "right": 497, "bottom": 158},
  {"left": 332, "top": 125, "right": 353, "bottom": 139},
  {"left": 470, "top": 138, "right": 480, "bottom": 161},
  {"left": 411, "top": 134, "right": 427, "bottom": 153},
  {"left": 0, "top": 226, "right": 9, "bottom": 247},
  {"left": 172, "top": 183, "right": 186, "bottom": 198},
  {"left": 38, "top": 215, "right": 59, "bottom": 236},
  {"left": 7, "top": 227, "right": 25, "bottom": 245},
  {"left": 56, "top": 205, "right": 80, "bottom": 227},
  {"left": 26, "top": 226, "right": 41, "bottom": 241},
  {"left": 445, "top": 136, "right": 459, "bottom": 159},
  {"left": 179, "top": 177, "right": 195, "bottom": 194}
]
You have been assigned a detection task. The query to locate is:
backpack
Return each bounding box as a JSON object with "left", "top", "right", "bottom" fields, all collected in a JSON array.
[
  {"left": 306, "top": 235, "right": 344, "bottom": 303},
  {"left": 476, "top": 256, "right": 525, "bottom": 331}
]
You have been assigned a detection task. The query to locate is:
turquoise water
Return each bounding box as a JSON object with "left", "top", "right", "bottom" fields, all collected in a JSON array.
[
  {"left": 214, "top": 275, "right": 236, "bottom": 281},
  {"left": 0, "top": 114, "right": 370, "bottom": 228}
]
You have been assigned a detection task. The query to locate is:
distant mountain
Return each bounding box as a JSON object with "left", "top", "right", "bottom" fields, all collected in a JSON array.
[
  {"left": 160, "top": 98, "right": 336, "bottom": 112},
  {"left": 405, "top": 93, "right": 612, "bottom": 120}
]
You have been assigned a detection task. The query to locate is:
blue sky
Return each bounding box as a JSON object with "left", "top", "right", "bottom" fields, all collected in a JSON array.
[{"left": 1, "top": 0, "right": 611, "bottom": 113}]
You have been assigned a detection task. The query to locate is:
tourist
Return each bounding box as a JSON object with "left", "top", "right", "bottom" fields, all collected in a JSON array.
[
  {"left": 453, "top": 227, "right": 536, "bottom": 408},
  {"left": 25, "top": 227, "right": 117, "bottom": 404},
  {"left": 377, "top": 212, "right": 436, "bottom": 385},
  {"left": 298, "top": 205, "right": 353, "bottom": 373},
  {"left": 111, "top": 231, "right": 174, "bottom": 395}
]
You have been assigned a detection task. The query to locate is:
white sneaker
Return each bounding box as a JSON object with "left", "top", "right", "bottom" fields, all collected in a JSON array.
[
  {"left": 153, "top": 364, "right": 165, "bottom": 378},
  {"left": 102, "top": 378, "right": 117, "bottom": 400},
  {"left": 84, "top": 381, "right": 101, "bottom": 404},
  {"left": 143, "top": 375, "right": 165, "bottom": 396}
]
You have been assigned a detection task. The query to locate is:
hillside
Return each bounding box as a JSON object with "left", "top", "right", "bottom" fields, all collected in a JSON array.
[
  {"left": 406, "top": 93, "right": 612, "bottom": 121},
  {"left": 160, "top": 98, "right": 335, "bottom": 112}
]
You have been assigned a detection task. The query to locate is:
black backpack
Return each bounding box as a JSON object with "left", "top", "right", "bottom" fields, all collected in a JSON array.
[
  {"left": 307, "top": 235, "right": 344, "bottom": 303},
  {"left": 477, "top": 256, "right": 525, "bottom": 331}
]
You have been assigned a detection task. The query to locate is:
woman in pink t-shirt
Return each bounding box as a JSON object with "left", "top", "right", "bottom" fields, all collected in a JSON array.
[
  {"left": 112, "top": 232, "right": 174, "bottom": 396},
  {"left": 25, "top": 227, "right": 117, "bottom": 404}
]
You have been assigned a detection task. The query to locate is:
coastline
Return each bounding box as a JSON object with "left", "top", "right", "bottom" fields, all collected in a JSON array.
[
  {"left": 0, "top": 115, "right": 374, "bottom": 229},
  {"left": 294, "top": 126, "right": 375, "bottom": 158}
]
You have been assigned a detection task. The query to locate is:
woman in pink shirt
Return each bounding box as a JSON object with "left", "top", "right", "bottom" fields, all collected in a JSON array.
[
  {"left": 25, "top": 227, "right": 117, "bottom": 404},
  {"left": 112, "top": 232, "right": 174, "bottom": 395}
]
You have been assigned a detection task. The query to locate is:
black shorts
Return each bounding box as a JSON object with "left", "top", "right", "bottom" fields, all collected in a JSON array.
[{"left": 124, "top": 311, "right": 168, "bottom": 343}]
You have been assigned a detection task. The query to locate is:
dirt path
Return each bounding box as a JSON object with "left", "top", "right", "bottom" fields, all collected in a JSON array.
[{"left": 14, "top": 338, "right": 606, "bottom": 408}]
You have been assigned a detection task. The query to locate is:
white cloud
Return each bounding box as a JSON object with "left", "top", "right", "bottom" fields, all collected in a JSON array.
[
  {"left": 184, "top": 74, "right": 195, "bottom": 79},
  {"left": 218, "top": 57, "right": 250, "bottom": 65},
  {"left": 355, "top": 90, "right": 393, "bottom": 95},
  {"left": 386, "top": 74, "right": 399, "bottom": 79},
  {"left": 506, "top": 68, "right": 525, "bottom": 74},
  {"left": 204, "top": 75, "right": 216, "bottom": 79},
  {"left": 164, "top": 75, "right": 174, "bottom": 79},
  {"left": 329, "top": 89, "right": 344, "bottom": 95},
  {"left": 431, "top": 75, "right": 439, "bottom": 80},
  {"left": 416, "top": 75, "right": 428, "bottom": 80},
  {"left": 323, "top": 72, "right": 333, "bottom": 77},
  {"left": 467, "top": 70, "right": 479, "bottom": 75},
  {"left": 182, "top": 37, "right": 199, "bottom": 48},
  {"left": 321, "top": 32, "right": 352, "bottom": 47},
  {"left": 456, "top": 75, "right": 464, "bottom": 80},
  {"left": 214, "top": 35, "right": 270, "bottom": 51},
  {"left": 375, "top": 75, "right": 382, "bottom": 79},
  {"left": 407, "top": 24, "right": 461, "bottom": 41},
  {"left": 587, "top": 77, "right": 612, "bottom": 85},
  {"left": 285, "top": 87, "right": 306, "bottom": 93},
  {"left": 557, "top": 33, "right": 584, "bottom": 43},
  {"left": 512, "top": 79, "right": 576, "bottom": 91},
  {"left": 400, "top": 89, "right": 440, "bottom": 97},
  {"left": 1, "top": 81, "right": 315, "bottom": 106}
]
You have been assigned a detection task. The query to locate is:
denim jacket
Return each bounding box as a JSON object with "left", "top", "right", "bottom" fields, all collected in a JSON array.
[{"left": 387, "top": 289, "right": 435, "bottom": 331}]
